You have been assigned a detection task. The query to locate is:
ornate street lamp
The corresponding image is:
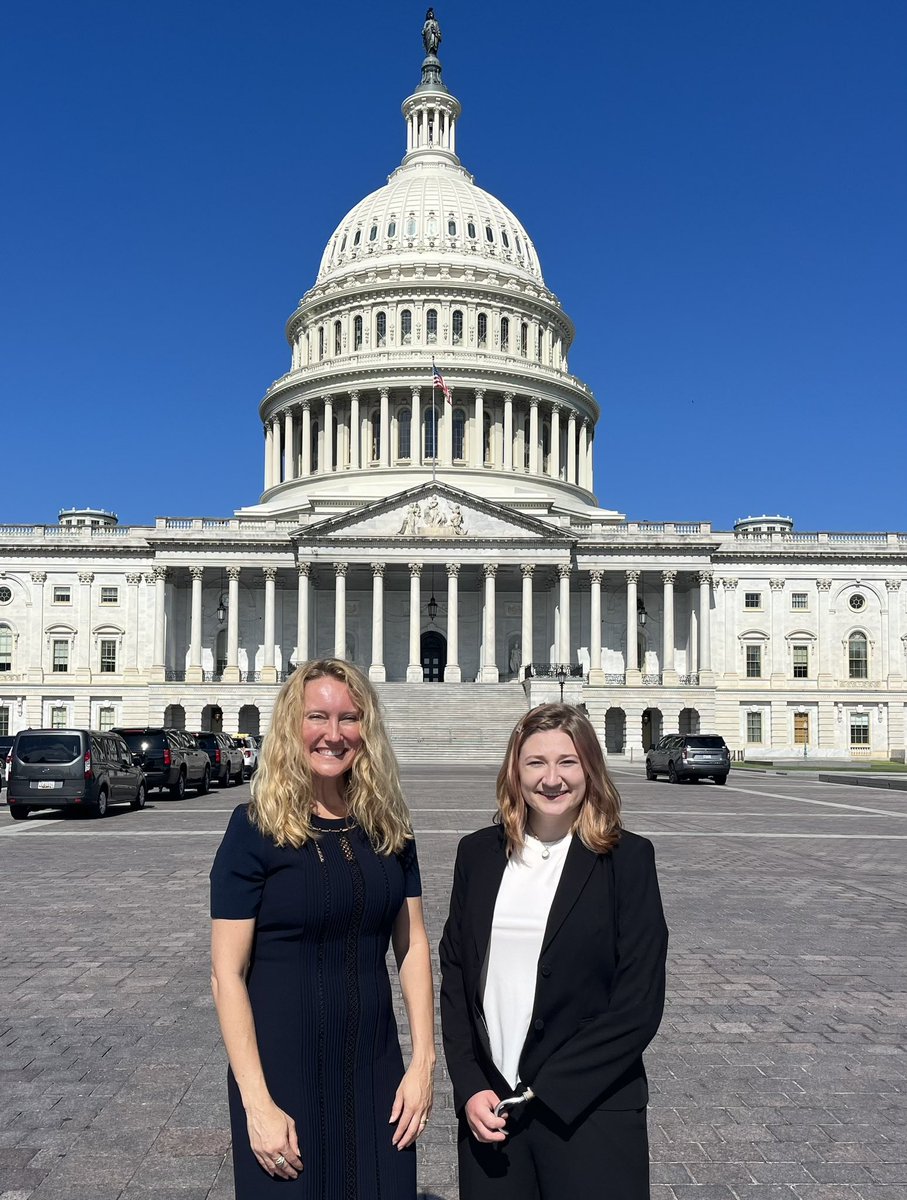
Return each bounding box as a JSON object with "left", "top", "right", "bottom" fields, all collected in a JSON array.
[
  {"left": 555, "top": 664, "right": 568, "bottom": 703},
  {"left": 426, "top": 564, "right": 438, "bottom": 623},
  {"left": 637, "top": 598, "right": 648, "bottom": 626}
]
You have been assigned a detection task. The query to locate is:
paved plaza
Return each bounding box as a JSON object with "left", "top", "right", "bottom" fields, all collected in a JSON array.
[{"left": 0, "top": 764, "right": 904, "bottom": 1200}]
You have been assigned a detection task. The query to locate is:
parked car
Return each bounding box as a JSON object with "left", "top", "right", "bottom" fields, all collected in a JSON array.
[
  {"left": 4, "top": 728, "right": 147, "bottom": 819},
  {"left": 195, "top": 732, "right": 244, "bottom": 787},
  {"left": 112, "top": 727, "right": 210, "bottom": 799},
  {"left": 235, "top": 735, "right": 260, "bottom": 779},
  {"left": 0, "top": 735, "right": 14, "bottom": 787},
  {"left": 645, "top": 734, "right": 730, "bottom": 784}
]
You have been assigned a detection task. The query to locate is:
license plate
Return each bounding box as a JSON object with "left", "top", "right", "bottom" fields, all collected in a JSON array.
[{"left": 32, "top": 780, "right": 61, "bottom": 790}]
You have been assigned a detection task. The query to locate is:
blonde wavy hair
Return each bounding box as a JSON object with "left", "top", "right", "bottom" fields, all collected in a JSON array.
[
  {"left": 250, "top": 659, "right": 412, "bottom": 854},
  {"left": 496, "top": 704, "right": 622, "bottom": 857}
]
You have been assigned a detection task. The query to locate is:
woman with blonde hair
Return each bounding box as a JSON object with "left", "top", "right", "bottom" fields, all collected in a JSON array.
[
  {"left": 440, "top": 703, "right": 667, "bottom": 1199},
  {"left": 211, "top": 659, "right": 434, "bottom": 1198}
]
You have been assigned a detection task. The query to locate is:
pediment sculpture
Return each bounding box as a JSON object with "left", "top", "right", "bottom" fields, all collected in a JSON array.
[{"left": 397, "top": 495, "right": 467, "bottom": 537}]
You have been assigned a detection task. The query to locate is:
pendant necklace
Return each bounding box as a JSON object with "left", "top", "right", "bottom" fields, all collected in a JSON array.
[{"left": 525, "top": 826, "right": 563, "bottom": 860}]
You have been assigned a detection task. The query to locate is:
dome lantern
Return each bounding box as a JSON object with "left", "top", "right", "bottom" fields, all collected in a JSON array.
[{"left": 401, "top": 8, "right": 461, "bottom": 167}]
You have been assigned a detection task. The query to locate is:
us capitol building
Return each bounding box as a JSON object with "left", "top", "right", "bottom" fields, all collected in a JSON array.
[{"left": 1, "top": 16, "right": 904, "bottom": 762}]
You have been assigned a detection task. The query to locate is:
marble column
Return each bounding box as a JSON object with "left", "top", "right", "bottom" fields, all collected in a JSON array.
[
  {"left": 625, "top": 569, "right": 641, "bottom": 684},
  {"left": 557, "top": 564, "right": 571, "bottom": 664},
  {"left": 76, "top": 572, "right": 93, "bottom": 680},
  {"left": 284, "top": 408, "right": 296, "bottom": 481},
  {"left": 815, "top": 578, "right": 832, "bottom": 685},
  {"left": 264, "top": 422, "right": 272, "bottom": 489},
  {"left": 472, "top": 389, "right": 484, "bottom": 467},
  {"left": 445, "top": 563, "right": 462, "bottom": 682},
  {"left": 301, "top": 400, "right": 312, "bottom": 476},
  {"left": 323, "top": 395, "right": 334, "bottom": 473},
  {"left": 262, "top": 567, "right": 278, "bottom": 682},
  {"left": 223, "top": 566, "right": 241, "bottom": 682},
  {"left": 566, "top": 409, "right": 577, "bottom": 484},
  {"left": 585, "top": 425, "right": 594, "bottom": 488},
  {"left": 661, "top": 570, "right": 678, "bottom": 684},
  {"left": 442, "top": 388, "right": 454, "bottom": 466},
  {"left": 271, "top": 419, "right": 282, "bottom": 484},
  {"left": 588, "top": 568, "right": 604, "bottom": 684},
  {"left": 521, "top": 564, "right": 534, "bottom": 680},
  {"left": 349, "top": 392, "right": 360, "bottom": 470},
  {"left": 124, "top": 573, "right": 142, "bottom": 676},
  {"left": 334, "top": 563, "right": 347, "bottom": 660},
  {"left": 698, "top": 572, "right": 715, "bottom": 684},
  {"left": 579, "top": 419, "right": 589, "bottom": 488},
  {"left": 151, "top": 567, "right": 167, "bottom": 681},
  {"left": 369, "top": 563, "right": 385, "bottom": 681},
  {"left": 413, "top": 386, "right": 424, "bottom": 466},
  {"left": 550, "top": 403, "right": 561, "bottom": 479},
  {"left": 29, "top": 571, "right": 47, "bottom": 683},
  {"left": 768, "top": 577, "right": 784, "bottom": 682},
  {"left": 406, "top": 563, "right": 423, "bottom": 682},
  {"left": 503, "top": 392, "right": 514, "bottom": 471},
  {"left": 480, "top": 564, "right": 499, "bottom": 682},
  {"left": 379, "top": 389, "right": 390, "bottom": 467},
  {"left": 887, "top": 579, "right": 902, "bottom": 683},
  {"left": 187, "top": 566, "right": 204, "bottom": 683},
  {"left": 296, "top": 563, "right": 310, "bottom": 665},
  {"left": 528, "top": 397, "right": 540, "bottom": 474},
  {"left": 722, "top": 577, "right": 738, "bottom": 679}
]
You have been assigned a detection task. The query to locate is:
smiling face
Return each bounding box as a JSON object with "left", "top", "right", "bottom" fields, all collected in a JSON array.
[
  {"left": 301, "top": 676, "right": 364, "bottom": 797},
  {"left": 517, "top": 727, "right": 587, "bottom": 841}
]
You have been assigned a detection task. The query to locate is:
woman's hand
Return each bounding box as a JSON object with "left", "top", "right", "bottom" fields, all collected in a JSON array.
[
  {"left": 390, "top": 1060, "right": 434, "bottom": 1148},
  {"left": 464, "top": 1090, "right": 508, "bottom": 1143},
  {"left": 245, "top": 1099, "right": 303, "bottom": 1179}
]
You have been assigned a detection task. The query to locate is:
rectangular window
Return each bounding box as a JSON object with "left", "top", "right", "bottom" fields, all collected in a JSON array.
[
  {"left": 745, "top": 645, "right": 762, "bottom": 678},
  {"left": 744, "top": 592, "right": 761, "bottom": 609},
  {"left": 0, "top": 626, "right": 11, "bottom": 672},
  {"left": 793, "top": 645, "right": 809, "bottom": 678},
  {"left": 99, "top": 639, "right": 117, "bottom": 673},
  {"left": 794, "top": 712, "right": 809, "bottom": 745},
  {"left": 52, "top": 640, "right": 69, "bottom": 673},
  {"left": 746, "top": 712, "right": 762, "bottom": 743},
  {"left": 100, "top": 586, "right": 118, "bottom": 605},
  {"left": 850, "top": 713, "right": 870, "bottom": 745},
  {"left": 50, "top": 706, "right": 67, "bottom": 729},
  {"left": 791, "top": 592, "right": 808, "bottom": 610},
  {"left": 53, "top": 586, "right": 71, "bottom": 604},
  {"left": 98, "top": 707, "right": 115, "bottom": 732},
  {"left": 0, "top": 705, "right": 9, "bottom": 736}
]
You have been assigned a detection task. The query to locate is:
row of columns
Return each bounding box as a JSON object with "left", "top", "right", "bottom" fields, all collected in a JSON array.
[{"left": 263, "top": 391, "right": 595, "bottom": 491}]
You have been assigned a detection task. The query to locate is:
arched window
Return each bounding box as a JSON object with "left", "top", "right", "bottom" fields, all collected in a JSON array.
[
  {"left": 371, "top": 411, "right": 381, "bottom": 462},
  {"left": 397, "top": 407, "right": 411, "bottom": 459},
  {"left": 477, "top": 312, "right": 487, "bottom": 347},
  {"left": 376, "top": 311, "right": 387, "bottom": 347},
  {"left": 848, "top": 632, "right": 868, "bottom": 679},
  {"left": 427, "top": 215, "right": 438, "bottom": 237},
  {"left": 353, "top": 315, "right": 363, "bottom": 350},
  {"left": 426, "top": 309, "right": 438, "bottom": 343},
  {"left": 447, "top": 218, "right": 457, "bottom": 236},
  {"left": 340, "top": 234, "right": 347, "bottom": 252},
  {"left": 311, "top": 421, "right": 320, "bottom": 472},
  {"left": 483, "top": 411, "right": 492, "bottom": 464},
  {"left": 485, "top": 225, "right": 494, "bottom": 243},
  {"left": 515, "top": 234, "right": 523, "bottom": 255},
  {"left": 405, "top": 215, "right": 418, "bottom": 237},
  {"left": 537, "top": 327, "right": 544, "bottom": 360},
  {"left": 334, "top": 320, "right": 342, "bottom": 356},
  {"left": 520, "top": 322, "right": 528, "bottom": 356},
  {"left": 318, "top": 327, "right": 325, "bottom": 360},
  {"left": 400, "top": 309, "right": 412, "bottom": 344},
  {"left": 424, "top": 407, "right": 438, "bottom": 460},
  {"left": 452, "top": 408, "right": 466, "bottom": 460},
  {"left": 467, "top": 220, "right": 477, "bottom": 239},
  {"left": 500, "top": 317, "right": 510, "bottom": 351},
  {"left": 452, "top": 310, "right": 463, "bottom": 344},
  {"left": 0, "top": 625, "right": 12, "bottom": 672},
  {"left": 353, "top": 229, "right": 361, "bottom": 246},
  {"left": 387, "top": 219, "right": 396, "bottom": 238},
  {"left": 501, "top": 230, "right": 510, "bottom": 249},
  {"left": 369, "top": 223, "right": 378, "bottom": 242}
]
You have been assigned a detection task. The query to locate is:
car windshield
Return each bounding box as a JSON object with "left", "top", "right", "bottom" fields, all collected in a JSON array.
[
  {"left": 116, "top": 731, "right": 167, "bottom": 752},
  {"left": 16, "top": 734, "right": 82, "bottom": 764},
  {"left": 686, "top": 736, "right": 726, "bottom": 749},
  {"left": 196, "top": 735, "right": 218, "bottom": 747}
]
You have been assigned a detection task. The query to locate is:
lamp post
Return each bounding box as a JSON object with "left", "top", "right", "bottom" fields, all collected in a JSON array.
[{"left": 555, "top": 664, "right": 568, "bottom": 703}]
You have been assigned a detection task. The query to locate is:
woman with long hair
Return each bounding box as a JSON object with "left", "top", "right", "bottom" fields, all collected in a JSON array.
[
  {"left": 210, "top": 659, "right": 434, "bottom": 1197},
  {"left": 440, "top": 703, "right": 667, "bottom": 1199}
]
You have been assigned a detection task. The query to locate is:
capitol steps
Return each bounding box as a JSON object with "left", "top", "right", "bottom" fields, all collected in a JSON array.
[{"left": 376, "top": 682, "right": 529, "bottom": 764}]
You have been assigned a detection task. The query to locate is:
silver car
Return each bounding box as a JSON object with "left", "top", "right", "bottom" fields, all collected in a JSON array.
[{"left": 645, "top": 734, "right": 730, "bottom": 785}]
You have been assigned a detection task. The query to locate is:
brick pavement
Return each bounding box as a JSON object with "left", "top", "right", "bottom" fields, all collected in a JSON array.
[{"left": 0, "top": 765, "right": 904, "bottom": 1199}]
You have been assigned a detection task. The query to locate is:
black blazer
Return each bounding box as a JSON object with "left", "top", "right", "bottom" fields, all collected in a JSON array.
[{"left": 439, "top": 825, "right": 668, "bottom": 1127}]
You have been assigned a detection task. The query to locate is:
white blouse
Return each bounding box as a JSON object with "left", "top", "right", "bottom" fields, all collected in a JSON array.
[{"left": 482, "top": 832, "right": 572, "bottom": 1088}]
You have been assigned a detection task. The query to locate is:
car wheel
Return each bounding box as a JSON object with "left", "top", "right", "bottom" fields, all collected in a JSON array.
[
  {"left": 220, "top": 768, "right": 231, "bottom": 788},
  {"left": 714, "top": 774, "right": 728, "bottom": 785},
  {"left": 94, "top": 789, "right": 109, "bottom": 818},
  {"left": 668, "top": 762, "right": 680, "bottom": 784},
  {"left": 195, "top": 767, "right": 210, "bottom": 796},
  {"left": 9, "top": 804, "right": 30, "bottom": 820},
  {"left": 169, "top": 772, "right": 186, "bottom": 801},
  {"left": 645, "top": 761, "right": 656, "bottom": 780},
  {"left": 130, "top": 782, "right": 146, "bottom": 810}
]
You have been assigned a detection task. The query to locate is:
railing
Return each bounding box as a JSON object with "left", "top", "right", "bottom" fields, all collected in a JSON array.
[
  {"left": 202, "top": 670, "right": 224, "bottom": 682},
  {"left": 526, "top": 663, "right": 586, "bottom": 680},
  {"left": 165, "top": 669, "right": 186, "bottom": 682},
  {"left": 677, "top": 673, "right": 700, "bottom": 686},
  {"left": 603, "top": 673, "right": 626, "bottom": 686},
  {"left": 641, "top": 673, "right": 661, "bottom": 686}
]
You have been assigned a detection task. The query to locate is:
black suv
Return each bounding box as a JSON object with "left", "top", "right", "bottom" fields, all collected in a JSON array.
[
  {"left": 112, "top": 728, "right": 210, "bottom": 799},
  {"left": 5, "top": 728, "right": 147, "bottom": 819},
  {"left": 195, "top": 733, "right": 244, "bottom": 788},
  {"left": 645, "top": 734, "right": 730, "bottom": 785},
  {"left": 0, "top": 735, "right": 13, "bottom": 787}
]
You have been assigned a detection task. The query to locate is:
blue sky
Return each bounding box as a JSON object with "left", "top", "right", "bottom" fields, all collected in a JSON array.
[{"left": 2, "top": 1, "right": 905, "bottom": 531}]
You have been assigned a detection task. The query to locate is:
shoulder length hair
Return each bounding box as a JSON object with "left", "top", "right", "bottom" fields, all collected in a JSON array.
[
  {"left": 496, "top": 703, "right": 622, "bottom": 857},
  {"left": 250, "top": 658, "right": 412, "bottom": 854}
]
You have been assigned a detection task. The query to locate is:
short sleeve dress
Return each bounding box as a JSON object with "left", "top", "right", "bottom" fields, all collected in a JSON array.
[{"left": 210, "top": 804, "right": 422, "bottom": 1199}]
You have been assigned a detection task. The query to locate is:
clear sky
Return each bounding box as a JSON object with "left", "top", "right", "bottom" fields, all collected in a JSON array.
[{"left": 2, "top": 1, "right": 905, "bottom": 531}]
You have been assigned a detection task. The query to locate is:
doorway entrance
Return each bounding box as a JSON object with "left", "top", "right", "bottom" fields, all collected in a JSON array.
[
  {"left": 202, "top": 704, "right": 223, "bottom": 733},
  {"left": 420, "top": 631, "right": 447, "bottom": 682},
  {"left": 642, "top": 708, "right": 663, "bottom": 752}
]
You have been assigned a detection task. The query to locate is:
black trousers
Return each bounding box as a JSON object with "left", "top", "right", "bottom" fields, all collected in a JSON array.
[{"left": 458, "top": 1102, "right": 650, "bottom": 1200}]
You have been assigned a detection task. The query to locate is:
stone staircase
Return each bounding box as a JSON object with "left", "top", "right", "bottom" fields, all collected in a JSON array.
[{"left": 376, "top": 682, "right": 529, "bottom": 764}]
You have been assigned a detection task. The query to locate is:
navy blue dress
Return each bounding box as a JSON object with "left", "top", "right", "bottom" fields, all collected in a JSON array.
[{"left": 210, "top": 804, "right": 422, "bottom": 1199}]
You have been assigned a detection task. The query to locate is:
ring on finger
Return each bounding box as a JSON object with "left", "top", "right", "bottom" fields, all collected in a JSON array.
[{"left": 274, "top": 1154, "right": 287, "bottom": 1167}]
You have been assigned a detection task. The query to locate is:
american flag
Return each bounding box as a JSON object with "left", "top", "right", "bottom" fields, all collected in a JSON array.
[{"left": 432, "top": 363, "right": 452, "bottom": 403}]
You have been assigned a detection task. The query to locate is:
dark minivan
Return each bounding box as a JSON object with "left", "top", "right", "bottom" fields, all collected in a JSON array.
[
  {"left": 112, "top": 728, "right": 210, "bottom": 799},
  {"left": 645, "top": 734, "right": 730, "bottom": 785},
  {"left": 5, "top": 729, "right": 147, "bottom": 819}
]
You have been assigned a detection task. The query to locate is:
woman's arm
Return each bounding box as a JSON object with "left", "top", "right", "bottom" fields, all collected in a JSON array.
[
  {"left": 389, "top": 896, "right": 435, "bottom": 1148},
  {"left": 210, "top": 918, "right": 303, "bottom": 1179}
]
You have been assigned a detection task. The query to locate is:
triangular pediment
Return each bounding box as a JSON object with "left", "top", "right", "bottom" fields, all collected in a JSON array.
[{"left": 295, "top": 483, "right": 573, "bottom": 544}]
